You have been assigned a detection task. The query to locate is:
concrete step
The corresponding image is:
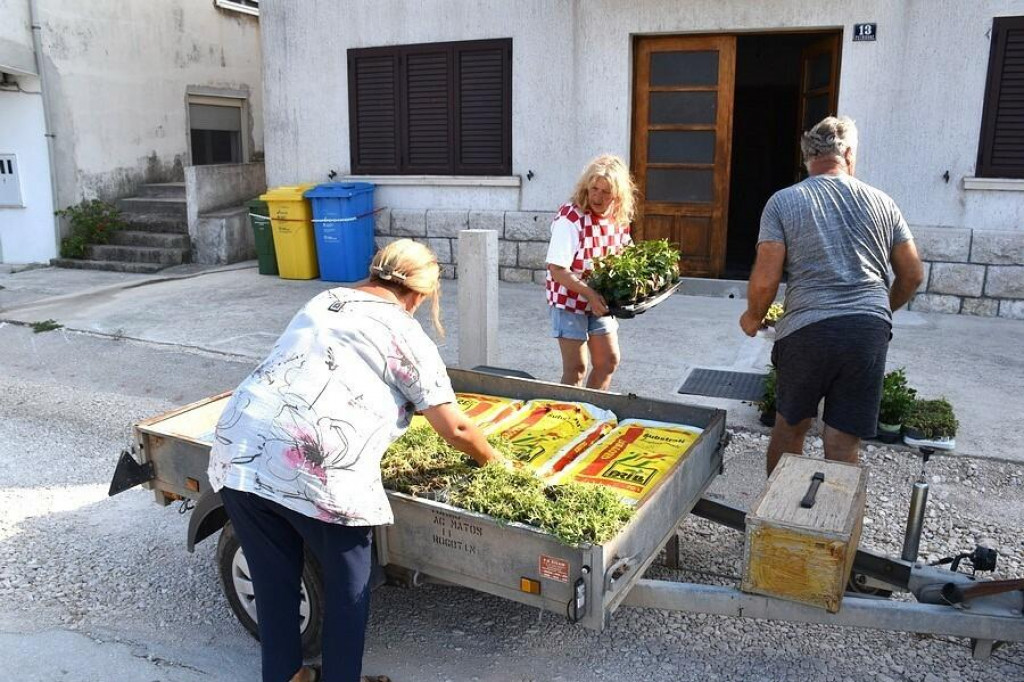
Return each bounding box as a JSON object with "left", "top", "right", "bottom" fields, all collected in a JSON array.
[
  {"left": 137, "top": 182, "right": 186, "bottom": 199},
  {"left": 49, "top": 258, "right": 167, "bottom": 274},
  {"left": 109, "top": 230, "right": 191, "bottom": 249},
  {"left": 117, "top": 197, "right": 187, "bottom": 218},
  {"left": 119, "top": 213, "right": 189, "bottom": 234},
  {"left": 85, "top": 244, "right": 188, "bottom": 265}
]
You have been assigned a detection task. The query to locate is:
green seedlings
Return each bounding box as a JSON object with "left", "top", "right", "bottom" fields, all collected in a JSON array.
[
  {"left": 381, "top": 425, "right": 635, "bottom": 546},
  {"left": 588, "top": 239, "right": 681, "bottom": 307}
]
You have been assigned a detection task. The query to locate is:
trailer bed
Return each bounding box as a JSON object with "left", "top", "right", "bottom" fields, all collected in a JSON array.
[{"left": 129, "top": 368, "right": 727, "bottom": 630}]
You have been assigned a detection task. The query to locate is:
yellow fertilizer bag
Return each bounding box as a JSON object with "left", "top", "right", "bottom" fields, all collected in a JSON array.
[
  {"left": 456, "top": 393, "right": 525, "bottom": 433},
  {"left": 554, "top": 418, "right": 703, "bottom": 505},
  {"left": 407, "top": 393, "right": 524, "bottom": 432},
  {"left": 491, "top": 399, "right": 617, "bottom": 474}
]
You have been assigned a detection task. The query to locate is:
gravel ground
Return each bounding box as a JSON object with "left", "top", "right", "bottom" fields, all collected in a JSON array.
[{"left": 2, "top": 325, "right": 1023, "bottom": 680}]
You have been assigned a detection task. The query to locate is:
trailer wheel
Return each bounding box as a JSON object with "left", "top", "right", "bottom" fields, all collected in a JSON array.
[{"left": 216, "top": 522, "right": 325, "bottom": 658}]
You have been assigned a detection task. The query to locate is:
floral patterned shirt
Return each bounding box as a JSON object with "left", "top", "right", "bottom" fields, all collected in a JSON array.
[{"left": 208, "top": 287, "right": 455, "bottom": 526}]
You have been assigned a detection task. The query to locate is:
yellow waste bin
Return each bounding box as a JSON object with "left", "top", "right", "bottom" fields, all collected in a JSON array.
[{"left": 261, "top": 184, "right": 319, "bottom": 280}]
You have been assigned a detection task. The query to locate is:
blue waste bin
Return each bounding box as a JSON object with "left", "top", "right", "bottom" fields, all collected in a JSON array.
[{"left": 303, "top": 182, "right": 376, "bottom": 282}]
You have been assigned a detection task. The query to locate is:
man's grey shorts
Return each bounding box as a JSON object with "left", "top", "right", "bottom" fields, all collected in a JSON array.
[
  {"left": 771, "top": 314, "right": 891, "bottom": 438},
  {"left": 549, "top": 306, "right": 618, "bottom": 341}
]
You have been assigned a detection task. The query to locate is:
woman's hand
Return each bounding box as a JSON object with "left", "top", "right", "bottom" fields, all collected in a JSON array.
[
  {"left": 421, "top": 402, "right": 506, "bottom": 467},
  {"left": 586, "top": 289, "right": 610, "bottom": 316}
]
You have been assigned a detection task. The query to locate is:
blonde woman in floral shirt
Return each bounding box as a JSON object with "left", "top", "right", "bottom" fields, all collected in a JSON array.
[{"left": 208, "top": 239, "right": 504, "bottom": 682}]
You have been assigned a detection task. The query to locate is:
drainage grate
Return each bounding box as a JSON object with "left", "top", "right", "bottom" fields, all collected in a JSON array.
[{"left": 678, "top": 368, "right": 767, "bottom": 402}]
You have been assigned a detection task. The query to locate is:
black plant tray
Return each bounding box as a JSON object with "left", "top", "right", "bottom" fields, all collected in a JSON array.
[{"left": 607, "top": 280, "right": 682, "bottom": 319}]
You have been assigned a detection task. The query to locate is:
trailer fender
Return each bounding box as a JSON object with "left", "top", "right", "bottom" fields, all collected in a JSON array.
[{"left": 187, "top": 491, "right": 226, "bottom": 553}]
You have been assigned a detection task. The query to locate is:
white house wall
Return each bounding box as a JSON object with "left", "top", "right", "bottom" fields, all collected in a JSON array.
[
  {"left": 0, "top": 78, "right": 54, "bottom": 263},
  {"left": 262, "top": 0, "right": 1021, "bottom": 230},
  {"left": 262, "top": 0, "right": 1024, "bottom": 316},
  {"left": 35, "top": 0, "right": 264, "bottom": 210}
]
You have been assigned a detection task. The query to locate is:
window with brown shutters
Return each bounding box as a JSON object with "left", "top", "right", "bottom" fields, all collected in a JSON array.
[
  {"left": 348, "top": 39, "right": 512, "bottom": 176},
  {"left": 977, "top": 16, "right": 1024, "bottom": 179}
]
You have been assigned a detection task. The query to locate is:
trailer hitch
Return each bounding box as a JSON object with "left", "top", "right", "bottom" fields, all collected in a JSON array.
[{"left": 108, "top": 448, "right": 155, "bottom": 496}]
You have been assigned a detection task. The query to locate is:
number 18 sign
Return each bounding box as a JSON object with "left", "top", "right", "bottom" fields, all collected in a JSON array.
[{"left": 853, "top": 23, "right": 877, "bottom": 42}]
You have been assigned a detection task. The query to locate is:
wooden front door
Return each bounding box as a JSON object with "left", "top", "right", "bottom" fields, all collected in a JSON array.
[
  {"left": 631, "top": 35, "right": 737, "bottom": 278},
  {"left": 794, "top": 34, "right": 841, "bottom": 180}
]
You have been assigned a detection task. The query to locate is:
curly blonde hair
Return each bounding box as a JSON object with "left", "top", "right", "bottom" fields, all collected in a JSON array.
[
  {"left": 370, "top": 239, "right": 444, "bottom": 337},
  {"left": 570, "top": 154, "right": 638, "bottom": 226}
]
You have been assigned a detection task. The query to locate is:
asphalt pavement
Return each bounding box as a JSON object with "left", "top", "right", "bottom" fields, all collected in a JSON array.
[{"left": 2, "top": 261, "right": 1022, "bottom": 463}]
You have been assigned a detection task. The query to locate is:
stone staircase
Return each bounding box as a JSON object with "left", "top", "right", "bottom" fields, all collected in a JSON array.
[{"left": 51, "top": 182, "right": 191, "bottom": 273}]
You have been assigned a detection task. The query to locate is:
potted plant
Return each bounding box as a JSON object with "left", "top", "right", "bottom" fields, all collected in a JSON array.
[
  {"left": 762, "top": 301, "right": 784, "bottom": 327},
  {"left": 877, "top": 368, "right": 916, "bottom": 444},
  {"left": 588, "top": 239, "right": 681, "bottom": 309},
  {"left": 902, "top": 397, "right": 958, "bottom": 450},
  {"left": 757, "top": 364, "right": 777, "bottom": 427}
]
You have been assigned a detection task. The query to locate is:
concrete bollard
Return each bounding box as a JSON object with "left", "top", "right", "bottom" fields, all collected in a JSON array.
[{"left": 457, "top": 229, "right": 499, "bottom": 369}]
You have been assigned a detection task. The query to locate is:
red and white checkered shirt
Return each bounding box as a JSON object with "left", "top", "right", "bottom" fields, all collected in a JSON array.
[{"left": 545, "top": 203, "right": 631, "bottom": 313}]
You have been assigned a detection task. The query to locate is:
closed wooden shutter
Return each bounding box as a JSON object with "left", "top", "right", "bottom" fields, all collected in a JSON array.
[
  {"left": 978, "top": 16, "right": 1024, "bottom": 179},
  {"left": 455, "top": 41, "right": 511, "bottom": 174},
  {"left": 349, "top": 52, "right": 400, "bottom": 173},
  {"left": 349, "top": 39, "right": 511, "bottom": 175},
  {"left": 404, "top": 49, "right": 452, "bottom": 172}
]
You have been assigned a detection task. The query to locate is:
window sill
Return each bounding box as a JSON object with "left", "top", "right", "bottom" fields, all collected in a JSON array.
[
  {"left": 963, "top": 177, "right": 1024, "bottom": 192},
  {"left": 344, "top": 175, "right": 521, "bottom": 188}
]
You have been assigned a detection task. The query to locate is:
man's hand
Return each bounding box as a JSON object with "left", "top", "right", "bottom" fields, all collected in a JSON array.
[{"left": 739, "top": 310, "right": 765, "bottom": 337}]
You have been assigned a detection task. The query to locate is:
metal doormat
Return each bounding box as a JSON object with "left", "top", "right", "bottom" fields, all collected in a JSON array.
[{"left": 678, "top": 368, "right": 767, "bottom": 402}]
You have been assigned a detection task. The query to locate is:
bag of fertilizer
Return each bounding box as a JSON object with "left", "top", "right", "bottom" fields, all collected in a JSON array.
[
  {"left": 456, "top": 392, "right": 525, "bottom": 433},
  {"left": 552, "top": 418, "right": 703, "bottom": 505},
  {"left": 408, "top": 392, "right": 524, "bottom": 432},
  {"left": 490, "top": 399, "right": 617, "bottom": 474}
]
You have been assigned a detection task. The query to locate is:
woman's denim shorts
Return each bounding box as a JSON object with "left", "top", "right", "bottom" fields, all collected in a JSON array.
[{"left": 549, "top": 306, "right": 618, "bottom": 341}]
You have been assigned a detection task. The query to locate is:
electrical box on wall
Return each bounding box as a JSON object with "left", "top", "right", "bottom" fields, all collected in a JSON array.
[{"left": 0, "top": 154, "right": 25, "bottom": 207}]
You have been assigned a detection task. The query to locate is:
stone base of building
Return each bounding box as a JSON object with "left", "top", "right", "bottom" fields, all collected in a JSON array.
[{"left": 374, "top": 211, "right": 1024, "bottom": 320}]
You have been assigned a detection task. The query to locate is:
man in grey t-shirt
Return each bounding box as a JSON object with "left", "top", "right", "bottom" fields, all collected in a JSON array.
[{"left": 739, "top": 116, "right": 924, "bottom": 475}]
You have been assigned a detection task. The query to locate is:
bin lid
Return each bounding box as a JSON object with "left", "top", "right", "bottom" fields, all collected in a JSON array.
[
  {"left": 260, "top": 183, "right": 317, "bottom": 202},
  {"left": 246, "top": 198, "right": 269, "bottom": 212},
  {"left": 304, "top": 182, "right": 375, "bottom": 199}
]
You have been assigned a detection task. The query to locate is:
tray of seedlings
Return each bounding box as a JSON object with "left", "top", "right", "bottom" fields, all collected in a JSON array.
[
  {"left": 376, "top": 368, "right": 727, "bottom": 630},
  {"left": 588, "top": 239, "right": 682, "bottom": 319}
]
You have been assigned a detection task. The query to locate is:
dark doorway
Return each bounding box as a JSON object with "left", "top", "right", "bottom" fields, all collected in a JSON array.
[{"left": 724, "top": 31, "right": 840, "bottom": 279}]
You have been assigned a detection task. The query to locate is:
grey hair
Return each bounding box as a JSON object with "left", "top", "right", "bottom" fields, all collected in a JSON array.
[{"left": 800, "top": 116, "right": 858, "bottom": 166}]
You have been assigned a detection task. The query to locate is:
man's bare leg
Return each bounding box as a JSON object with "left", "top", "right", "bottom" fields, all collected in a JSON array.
[
  {"left": 823, "top": 424, "right": 861, "bottom": 464},
  {"left": 766, "top": 414, "right": 814, "bottom": 475}
]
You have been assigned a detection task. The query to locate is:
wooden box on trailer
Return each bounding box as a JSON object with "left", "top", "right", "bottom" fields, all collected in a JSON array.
[{"left": 741, "top": 455, "right": 867, "bottom": 613}]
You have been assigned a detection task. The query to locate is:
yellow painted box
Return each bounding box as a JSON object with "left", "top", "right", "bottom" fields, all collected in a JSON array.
[{"left": 741, "top": 454, "right": 867, "bottom": 613}]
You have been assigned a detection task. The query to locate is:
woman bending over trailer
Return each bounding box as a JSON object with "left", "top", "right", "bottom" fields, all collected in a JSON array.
[
  {"left": 207, "top": 239, "right": 506, "bottom": 682},
  {"left": 544, "top": 154, "right": 638, "bottom": 390}
]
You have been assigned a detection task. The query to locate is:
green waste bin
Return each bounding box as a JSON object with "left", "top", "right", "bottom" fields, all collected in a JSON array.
[{"left": 247, "top": 198, "right": 278, "bottom": 276}]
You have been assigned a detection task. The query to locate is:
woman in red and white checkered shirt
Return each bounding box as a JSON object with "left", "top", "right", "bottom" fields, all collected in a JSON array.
[{"left": 544, "top": 154, "right": 637, "bottom": 390}]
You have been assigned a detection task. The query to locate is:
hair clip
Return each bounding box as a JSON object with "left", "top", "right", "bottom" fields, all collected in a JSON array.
[{"left": 371, "top": 264, "right": 407, "bottom": 282}]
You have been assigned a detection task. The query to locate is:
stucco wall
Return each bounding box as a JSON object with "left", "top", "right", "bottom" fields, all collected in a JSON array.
[
  {"left": 261, "top": 0, "right": 1024, "bottom": 317},
  {"left": 0, "top": 0, "right": 36, "bottom": 76},
  {"left": 36, "top": 0, "right": 264, "bottom": 210},
  {"left": 261, "top": 0, "right": 1022, "bottom": 230},
  {"left": 0, "top": 78, "right": 55, "bottom": 263}
]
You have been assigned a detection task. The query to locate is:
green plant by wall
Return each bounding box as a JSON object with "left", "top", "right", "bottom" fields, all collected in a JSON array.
[
  {"left": 56, "top": 200, "right": 128, "bottom": 259},
  {"left": 904, "top": 398, "right": 958, "bottom": 439},
  {"left": 878, "top": 368, "right": 917, "bottom": 425}
]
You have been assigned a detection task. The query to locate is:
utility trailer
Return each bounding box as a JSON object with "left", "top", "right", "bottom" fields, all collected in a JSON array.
[{"left": 109, "top": 368, "right": 1024, "bottom": 660}]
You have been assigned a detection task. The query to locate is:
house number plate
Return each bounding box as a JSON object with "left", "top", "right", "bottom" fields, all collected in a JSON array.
[{"left": 853, "top": 23, "right": 877, "bottom": 42}]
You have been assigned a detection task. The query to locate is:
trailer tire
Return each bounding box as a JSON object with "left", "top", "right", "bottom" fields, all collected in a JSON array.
[{"left": 216, "top": 522, "right": 325, "bottom": 659}]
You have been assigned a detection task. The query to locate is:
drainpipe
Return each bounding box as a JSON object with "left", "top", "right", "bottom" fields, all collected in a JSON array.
[{"left": 28, "top": 0, "right": 62, "bottom": 254}]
